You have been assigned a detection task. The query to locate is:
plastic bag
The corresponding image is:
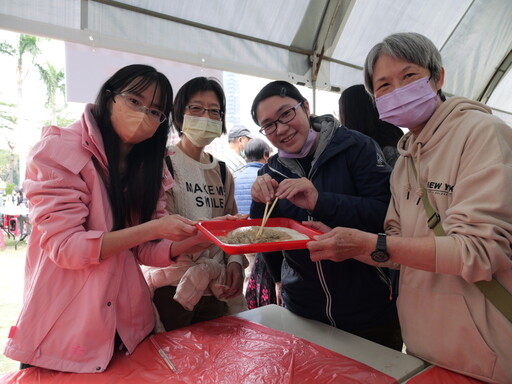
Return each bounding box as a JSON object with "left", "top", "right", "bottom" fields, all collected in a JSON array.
[{"left": 0, "top": 316, "right": 398, "bottom": 384}]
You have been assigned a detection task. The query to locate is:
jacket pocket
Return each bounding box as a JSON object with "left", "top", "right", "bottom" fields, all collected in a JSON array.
[{"left": 400, "top": 289, "right": 497, "bottom": 379}]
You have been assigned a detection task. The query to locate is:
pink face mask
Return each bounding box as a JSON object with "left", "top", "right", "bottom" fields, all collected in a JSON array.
[
  {"left": 111, "top": 109, "right": 158, "bottom": 144},
  {"left": 375, "top": 76, "right": 438, "bottom": 128},
  {"left": 278, "top": 129, "right": 318, "bottom": 158}
]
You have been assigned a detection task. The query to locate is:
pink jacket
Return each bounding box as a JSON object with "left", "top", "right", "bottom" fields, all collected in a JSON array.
[{"left": 3, "top": 105, "right": 176, "bottom": 373}]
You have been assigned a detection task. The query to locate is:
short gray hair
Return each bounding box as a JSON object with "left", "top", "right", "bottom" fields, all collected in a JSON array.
[{"left": 364, "top": 32, "right": 443, "bottom": 96}]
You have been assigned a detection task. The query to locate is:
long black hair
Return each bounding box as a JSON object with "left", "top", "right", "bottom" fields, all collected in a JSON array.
[
  {"left": 172, "top": 77, "right": 226, "bottom": 135},
  {"left": 339, "top": 84, "right": 403, "bottom": 149},
  {"left": 92, "top": 64, "right": 173, "bottom": 230}
]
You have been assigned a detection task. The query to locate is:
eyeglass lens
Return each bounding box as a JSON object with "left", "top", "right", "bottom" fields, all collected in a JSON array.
[
  {"left": 119, "top": 93, "right": 166, "bottom": 123},
  {"left": 186, "top": 105, "right": 222, "bottom": 120},
  {"left": 260, "top": 102, "right": 301, "bottom": 135}
]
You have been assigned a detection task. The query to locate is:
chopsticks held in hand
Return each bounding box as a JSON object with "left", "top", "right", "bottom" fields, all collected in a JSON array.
[{"left": 256, "top": 197, "right": 278, "bottom": 238}]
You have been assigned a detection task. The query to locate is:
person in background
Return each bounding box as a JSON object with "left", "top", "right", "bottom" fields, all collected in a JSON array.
[
  {"left": 339, "top": 84, "right": 403, "bottom": 300},
  {"left": 144, "top": 77, "right": 248, "bottom": 332},
  {"left": 306, "top": 32, "right": 512, "bottom": 383},
  {"left": 3, "top": 64, "right": 209, "bottom": 373},
  {"left": 249, "top": 80, "right": 402, "bottom": 351},
  {"left": 233, "top": 138, "right": 277, "bottom": 307},
  {"left": 221, "top": 124, "right": 256, "bottom": 178},
  {"left": 15, "top": 187, "right": 31, "bottom": 241},
  {"left": 234, "top": 138, "right": 271, "bottom": 214},
  {"left": 339, "top": 84, "right": 403, "bottom": 167}
]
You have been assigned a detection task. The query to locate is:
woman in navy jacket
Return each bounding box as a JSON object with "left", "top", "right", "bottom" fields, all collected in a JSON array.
[{"left": 250, "top": 81, "right": 402, "bottom": 350}]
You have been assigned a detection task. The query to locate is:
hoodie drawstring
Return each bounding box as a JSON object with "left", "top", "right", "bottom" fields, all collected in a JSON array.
[
  {"left": 406, "top": 142, "right": 424, "bottom": 205},
  {"left": 414, "top": 142, "right": 424, "bottom": 205},
  {"left": 404, "top": 159, "right": 412, "bottom": 200}
]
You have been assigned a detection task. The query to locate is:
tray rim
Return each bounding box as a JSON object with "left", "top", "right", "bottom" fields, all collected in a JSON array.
[{"left": 196, "top": 217, "right": 323, "bottom": 255}]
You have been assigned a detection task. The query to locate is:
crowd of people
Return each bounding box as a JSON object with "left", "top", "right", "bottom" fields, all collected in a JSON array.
[{"left": 3, "top": 32, "right": 511, "bottom": 384}]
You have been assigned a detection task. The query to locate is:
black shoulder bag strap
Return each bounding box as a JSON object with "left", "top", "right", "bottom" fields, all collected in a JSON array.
[
  {"left": 165, "top": 155, "right": 174, "bottom": 177},
  {"left": 166, "top": 154, "right": 226, "bottom": 185},
  {"left": 410, "top": 158, "right": 512, "bottom": 322}
]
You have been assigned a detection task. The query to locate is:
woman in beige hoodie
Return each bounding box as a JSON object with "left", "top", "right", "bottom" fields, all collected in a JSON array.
[{"left": 306, "top": 32, "right": 512, "bottom": 384}]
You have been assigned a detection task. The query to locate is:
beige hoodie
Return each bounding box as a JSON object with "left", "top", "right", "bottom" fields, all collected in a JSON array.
[
  {"left": 386, "top": 97, "right": 512, "bottom": 384},
  {"left": 144, "top": 145, "right": 248, "bottom": 318}
]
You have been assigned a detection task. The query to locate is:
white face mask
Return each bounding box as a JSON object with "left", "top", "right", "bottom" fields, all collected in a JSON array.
[
  {"left": 111, "top": 107, "right": 159, "bottom": 144},
  {"left": 182, "top": 115, "right": 222, "bottom": 147}
]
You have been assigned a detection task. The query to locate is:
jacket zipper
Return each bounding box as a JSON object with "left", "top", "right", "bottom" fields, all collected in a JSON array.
[
  {"left": 270, "top": 157, "right": 336, "bottom": 327},
  {"left": 305, "top": 164, "right": 335, "bottom": 328}
]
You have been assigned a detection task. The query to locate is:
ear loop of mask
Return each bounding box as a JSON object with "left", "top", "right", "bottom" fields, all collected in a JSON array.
[{"left": 429, "top": 73, "right": 446, "bottom": 102}]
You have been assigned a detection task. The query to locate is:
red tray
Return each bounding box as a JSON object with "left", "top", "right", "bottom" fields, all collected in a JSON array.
[{"left": 196, "top": 218, "right": 323, "bottom": 254}]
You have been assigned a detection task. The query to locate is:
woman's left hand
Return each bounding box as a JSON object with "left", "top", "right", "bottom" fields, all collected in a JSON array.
[
  {"left": 276, "top": 177, "right": 318, "bottom": 211},
  {"left": 307, "top": 227, "right": 374, "bottom": 262},
  {"left": 302, "top": 220, "right": 331, "bottom": 233},
  {"left": 209, "top": 213, "right": 249, "bottom": 221},
  {"left": 170, "top": 231, "right": 213, "bottom": 258},
  {"left": 219, "top": 262, "right": 244, "bottom": 299}
]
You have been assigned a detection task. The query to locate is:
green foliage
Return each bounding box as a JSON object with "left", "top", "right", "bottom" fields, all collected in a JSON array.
[
  {"left": 2, "top": 32, "right": 72, "bottom": 124},
  {"left": 35, "top": 62, "right": 66, "bottom": 108},
  {"left": 0, "top": 41, "right": 15, "bottom": 56},
  {"left": 16, "top": 34, "right": 41, "bottom": 65},
  {"left": 42, "top": 114, "right": 77, "bottom": 127},
  {"left": 5, "top": 182, "right": 15, "bottom": 195},
  {"left": 0, "top": 150, "right": 19, "bottom": 186},
  {"left": 0, "top": 101, "right": 17, "bottom": 130}
]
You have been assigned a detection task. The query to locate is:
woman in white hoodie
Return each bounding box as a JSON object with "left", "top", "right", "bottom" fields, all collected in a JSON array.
[
  {"left": 144, "top": 77, "right": 247, "bottom": 332},
  {"left": 306, "top": 32, "right": 512, "bottom": 384}
]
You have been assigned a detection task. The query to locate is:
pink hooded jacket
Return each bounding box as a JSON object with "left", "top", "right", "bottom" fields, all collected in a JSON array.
[{"left": 3, "top": 105, "right": 176, "bottom": 373}]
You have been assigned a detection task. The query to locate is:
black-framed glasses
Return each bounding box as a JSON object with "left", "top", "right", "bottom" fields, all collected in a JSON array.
[
  {"left": 258, "top": 102, "right": 303, "bottom": 136},
  {"left": 185, "top": 105, "right": 223, "bottom": 120},
  {"left": 115, "top": 92, "right": 167, "bottom": 123}
]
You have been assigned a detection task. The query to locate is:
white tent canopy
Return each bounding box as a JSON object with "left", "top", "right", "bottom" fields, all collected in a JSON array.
[{"left": 0, "top": 0, "right": 511, "bottom": 118}]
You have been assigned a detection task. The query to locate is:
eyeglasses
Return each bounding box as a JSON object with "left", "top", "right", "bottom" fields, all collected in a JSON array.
[
  {"left": 258, "top": 102, "right": 303, "bottom": 136},
  {"left": 115, "top": 92, "right": 167, "bottom": 123},
  {"left": 185, "top": 105, "right": 223, "bottom": 120}
]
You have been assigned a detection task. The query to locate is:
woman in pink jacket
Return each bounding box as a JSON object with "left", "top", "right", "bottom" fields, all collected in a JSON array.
[{"left": 3, "top": 64, "right": 209, "bottom": 373}]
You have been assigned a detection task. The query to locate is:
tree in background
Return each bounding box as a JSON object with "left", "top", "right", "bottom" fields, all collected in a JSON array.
[
  {"left": 0, "top": 149, "right": 19, "bottom": 186},
  {"left": 35, "top": 62, "right": 66, "bottom": 126},
  {"left": 0, "top": 101, "right": 17, "bottom": 184},
  {"left": 0, "top": 31, "right": 75, "bottom": 187},
  {"left": 12, "top": 35, "right": 41, "bottom": 103},
  {"left": 0, "top": 34, "right": 41, "bottom": 186}
]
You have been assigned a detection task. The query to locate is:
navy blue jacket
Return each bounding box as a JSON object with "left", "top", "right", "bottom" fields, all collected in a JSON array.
[{"left": 250, "top": 115, "right": 395, "bottom": 332}]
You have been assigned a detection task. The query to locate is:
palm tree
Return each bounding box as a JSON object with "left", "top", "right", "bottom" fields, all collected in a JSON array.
[
  {"left": 13, "top": 35, "right": 41, "bottom": 102},
  {"left": 0, "top": 34, "right": 42, "bottom": 186},
  {"left": 35, "top": 62, "right": 66, "bottom": 125},
  {"left": 0, "top": 101, "right": 17, "bottom": 183}
]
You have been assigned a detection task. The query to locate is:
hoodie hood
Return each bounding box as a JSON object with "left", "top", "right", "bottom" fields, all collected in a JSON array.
[
  {"left": 396, "top": 97, "right": 493, "bottom": 204},
  {"left": 397, "top": 97, "right": 492, "bottom": 158}
]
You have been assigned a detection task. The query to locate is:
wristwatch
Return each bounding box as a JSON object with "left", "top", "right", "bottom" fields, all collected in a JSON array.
[{"left": 371, "top": 233, "right": 389, "bottom": 263}]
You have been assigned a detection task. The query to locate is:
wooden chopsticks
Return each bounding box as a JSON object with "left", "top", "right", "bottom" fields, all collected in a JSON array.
[
  {"left": 256, "top": 197, "right": 278, "bottom": 238},
  {"left": 149, "top": 335, "right": 177, "bottom": 373}
]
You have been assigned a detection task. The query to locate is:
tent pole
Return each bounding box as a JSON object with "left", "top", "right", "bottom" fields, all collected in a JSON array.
[{"left": 312, "top": 80, "right": 317, "bottom": 115}]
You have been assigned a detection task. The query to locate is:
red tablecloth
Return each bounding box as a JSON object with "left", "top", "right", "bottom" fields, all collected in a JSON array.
[
  {"left": 407, "top": 366, "right": 486, "bottom": 384},
  {"left": 0, "top": 316, "right": 398, "bottom": 384}
]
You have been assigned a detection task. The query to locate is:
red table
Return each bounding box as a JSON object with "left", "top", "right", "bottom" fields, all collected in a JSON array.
[
  {"left": 1, "top": 316, "right": 398, "bottom": 384},
  {"left": 406, "top": 366, "right": 487, "bottom": 384}
]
